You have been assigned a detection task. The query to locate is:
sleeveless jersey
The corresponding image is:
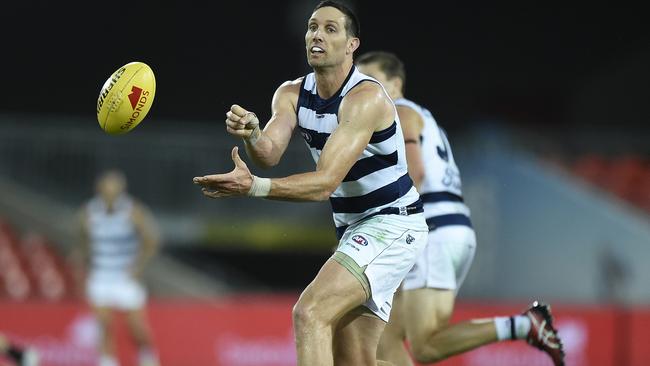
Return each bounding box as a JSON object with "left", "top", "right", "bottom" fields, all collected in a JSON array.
[
  {"left": 394, "top": 98, "right": 471, "bottom": 222},
  {"left": 297, "top": 66, "right": 421, "bottom": 238},
  {"left": 86, "top": 195, "right": 139, "bottom": 278}
]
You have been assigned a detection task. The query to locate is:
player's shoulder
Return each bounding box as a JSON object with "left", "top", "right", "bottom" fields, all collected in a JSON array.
[
  {"left": 398, "top": 98, "right": 437, "bottom": 122},
  {"left": 394, "top": 97, "right": 423, "bottom": 112},
  {"left": 276, "top": 77, "right": 304, "bottom": 95},
  {"left": 345, "top": 80, "right": 391, "bottom": 106},
  {"left": 273, "top": 78, "right": 304, "bottom": 109},
  {"left": 84, "top": 197, "right": 101, "bottom": 212},
  {"left": 396, "top": 103, "right": 421, "bottom": 117},
  {"left": 128, "top": 197, "right": 148, "bottom": 213},
  {"left": 129, "top": 199, "right": 155, "bottom": 222}
]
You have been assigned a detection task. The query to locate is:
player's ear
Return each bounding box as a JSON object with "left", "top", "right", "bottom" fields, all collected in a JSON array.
[{"left": 347, "top": 37, "right": 360, "bottom": 55}]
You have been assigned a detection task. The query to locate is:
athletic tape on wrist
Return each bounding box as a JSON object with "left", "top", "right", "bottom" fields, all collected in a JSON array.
[
  {"left": 244, "top": 120, "right": 261, "bottom": 146},
  {"left": 247, "top": 176, "right": 271, "bottom": 197}
]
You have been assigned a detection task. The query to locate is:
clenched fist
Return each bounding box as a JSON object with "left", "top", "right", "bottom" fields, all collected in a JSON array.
[{"left": 225, "top": 104, "right": 260, "bottom": 142}]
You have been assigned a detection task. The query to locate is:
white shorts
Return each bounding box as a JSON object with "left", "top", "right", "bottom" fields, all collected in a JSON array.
[
  {"left": 403, "top": 224, "right": 476, "bottom": 292},
  {"left": 87, "top": 275, "right": 147, "bottom": 310},
  {"left": 336, "top": 213, "right": 428, "bottom": 322}
]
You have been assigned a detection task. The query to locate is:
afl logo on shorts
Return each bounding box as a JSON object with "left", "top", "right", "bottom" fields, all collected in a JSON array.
[
  {"left": 351, "top": 235, "right": 368, "bottom": 246},
  {"left": 406, "top": 234, "right": 415, "bottom": 244}
]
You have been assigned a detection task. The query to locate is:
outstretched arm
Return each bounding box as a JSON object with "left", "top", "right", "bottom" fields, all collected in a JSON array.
[
  {"left": 225, "top": 80, "right": 300, "bottom": 168},
  {"left": 195, "top": 82, "right": 395, "bottom": 202}
]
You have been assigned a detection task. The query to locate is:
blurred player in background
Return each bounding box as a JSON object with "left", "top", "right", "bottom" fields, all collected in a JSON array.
[
  {"left": 193, "top": 2, "right": 427, "bottom": 365},
  {"left": 356, "top": 51, "right": 565, "bottom": 366},
  {"left": 0, "top": 333, "right": 38, "bottom": 366},
  {"left": 74, "top": 170, "right": 161, "bottom": 366}
]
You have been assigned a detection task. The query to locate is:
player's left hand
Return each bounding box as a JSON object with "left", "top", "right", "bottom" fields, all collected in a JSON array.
[{"left": 193, "top": 146, "right": 253, "bottom": 198}]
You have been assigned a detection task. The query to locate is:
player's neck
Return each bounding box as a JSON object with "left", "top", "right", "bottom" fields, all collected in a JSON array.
[{"left": 314, "top": 62, "right": 353, "bottom": 99}]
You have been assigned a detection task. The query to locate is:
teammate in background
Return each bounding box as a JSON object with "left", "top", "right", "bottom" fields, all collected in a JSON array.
[
  {"left": 0, "top": 333, "right": 38, "bottom": 366},
  {"left": 193, "top": 2, "right": 427, "bottom": 365},
  {"left": 356, "top": 51, "right": 565, "bottom": 366},
  {"left": 74, "top": 170, "right": 161, "bottom": 366}
]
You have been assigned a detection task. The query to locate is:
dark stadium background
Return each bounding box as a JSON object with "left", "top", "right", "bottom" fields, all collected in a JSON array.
[
  {"left": 3, "top": 2, "right": 648, "bottom": 129},
  {"left": 1, "top": 1, "right": 649, "bottom": 366}
]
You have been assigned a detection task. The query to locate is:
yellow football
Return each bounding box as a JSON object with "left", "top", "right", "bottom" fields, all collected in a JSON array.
[{"left": 96, "top": 61, "right": 156, "bottom": 135}]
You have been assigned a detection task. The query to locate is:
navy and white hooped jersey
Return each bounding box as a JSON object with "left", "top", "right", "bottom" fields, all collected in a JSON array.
[
  {"left": 86, "top": 195, "right": 139, "bottom": 278},
  {"left": 297, "top": 66, "right": 421, "bottom": 238},
  {"left": 394, "top": 98, "right": 471, "bottom": 223}
]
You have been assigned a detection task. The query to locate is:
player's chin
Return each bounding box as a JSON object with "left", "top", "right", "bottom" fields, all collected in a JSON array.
[{"left": 306, "top": 55, "right": 326, "bottom": 67}]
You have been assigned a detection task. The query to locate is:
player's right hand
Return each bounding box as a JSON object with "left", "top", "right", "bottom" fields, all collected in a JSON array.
[{"left": 226, "top": 104, "right": 260, "bottom": 139}]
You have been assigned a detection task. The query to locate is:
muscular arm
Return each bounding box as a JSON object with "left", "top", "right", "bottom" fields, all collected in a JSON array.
[
  {"left": 195, "top": 82, "right": 395, "bottom": 202},
  {"left": 130, "top": 202, "right": 160, "bottom": 279},
  {"left": 231, "top": 80, "right": 300, "bottom": 168},
  {"left": 397, "top": 105, "right": 425, "bottom": 190},
  {"left": 267, "top": 83, "right": 395, "bottom": 201}
]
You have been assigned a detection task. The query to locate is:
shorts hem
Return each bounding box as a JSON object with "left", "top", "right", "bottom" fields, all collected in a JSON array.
[{"left": 332, "top": 251, "right": 371, "bottom": 300}]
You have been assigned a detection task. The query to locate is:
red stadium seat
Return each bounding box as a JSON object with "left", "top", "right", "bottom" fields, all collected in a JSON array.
[
  {"left": 0, "top": 221, "right": 76, "bottom": 300},
  {"left": 601, "top": 155, "right": 646, "bottom": 200},
  {"left": 628, "top": 167, "right": 650, "bottom": 213},
  {"left": 571, "top": 154, "right": 609, "bottom": 187},
  {"left": 569, "top": 154, "right": 650, "bottom": 214},
  {"left": 19, "top": 232, "right": 72, "bottom": 300},
  {"left": 2, "top": 262, "right": 31, "bottom": 300}
]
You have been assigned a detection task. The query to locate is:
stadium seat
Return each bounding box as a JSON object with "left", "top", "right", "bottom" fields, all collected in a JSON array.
[
  {"left": 2, "top": 262, "right": 31, "bottom": 300},
  {"left": 601, "top": 155, "right": 645, "bottom": 200},
  {"left": 0, "top": 220, "right": 74, "bottom": 300},
  {"left": 20, "top": 233, "right": 71, "bottom": 300},
  {"left": 628, "top": 168, "right": 650, "bottom": 213},
  {"left": 571, "top": 154, "right": 609, "bottom": 187},
  {"left": 569, "top": 154, "right": 650, "bottom": 214}
]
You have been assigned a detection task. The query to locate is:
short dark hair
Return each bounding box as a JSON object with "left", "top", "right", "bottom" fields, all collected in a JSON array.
[
  {"left": 314, "top": 0, "right": 360, "bottom": 38},
  {"left": 356, "top": 51, "right": 406, "bottom": 86}
]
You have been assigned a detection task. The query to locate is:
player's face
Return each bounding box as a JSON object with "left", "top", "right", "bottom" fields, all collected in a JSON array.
[
  {"left": 305, "top": 7, "right": 356, "bottom": 68},
  {"left": 97, "top": 175, "right": 125, "bottom": 204},
  {"left": 357, "top": 62, "right": 401, "bottom": 99}
]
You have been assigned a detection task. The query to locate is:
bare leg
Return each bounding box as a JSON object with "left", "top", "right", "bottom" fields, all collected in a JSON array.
[
  {"left": 333, "top": 308, "right": 386, "bottom": 366},
  {"left": 94, "top": 306, "right": 118, "bottom": 362},
  {"left": 293, "top": 258, "right": 368, "bottom": 366},
  {"left": 125, "top": 308, "right": 158, "bottom": 366},
  {"left": 377, "top": 290, "right": 414, "bottom": 366},
  {"left": 403, "top": 288, "right": 498, "bottom": 363},
  {"left": 125, "top": 308, "right": 154, "bottom": 348}
]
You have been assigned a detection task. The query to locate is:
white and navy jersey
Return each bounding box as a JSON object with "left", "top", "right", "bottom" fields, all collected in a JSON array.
[
  {"left": 297, "top": 66, "right": 421, "bottom": 239},
  {"left": 86, "top": 195, "right": 139, "bottom": 278},
  {"left": 394, "top": 98, "right": 472, "bottom": 230}
]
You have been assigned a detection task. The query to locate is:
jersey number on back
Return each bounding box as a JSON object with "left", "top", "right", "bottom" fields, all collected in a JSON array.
[{"left": 437, "top": 128, "right": 451, "bottom": 162}]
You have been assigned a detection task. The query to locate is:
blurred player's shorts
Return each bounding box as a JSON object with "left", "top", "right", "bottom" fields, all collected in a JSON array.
[
  {"left": 403, "top": 225, "right": 476, "bottom": 292},
  {"left": 86, "top": 275, "right": 147, "bottom": 310}
]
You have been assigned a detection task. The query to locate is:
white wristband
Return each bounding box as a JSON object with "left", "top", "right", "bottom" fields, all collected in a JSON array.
[{"left": 247, "top": 176, "right": 271, "bottom": 197}]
